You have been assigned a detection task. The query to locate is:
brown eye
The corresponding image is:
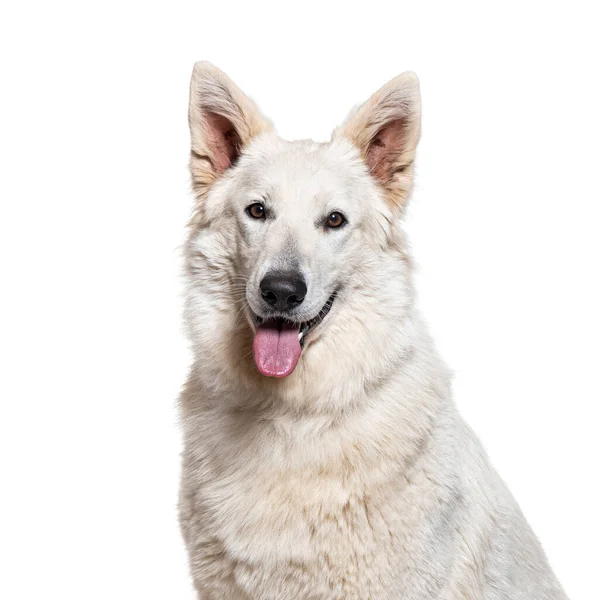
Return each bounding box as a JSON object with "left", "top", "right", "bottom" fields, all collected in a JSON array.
[
  {"left": 246, "top": 203, "right": 265, "bottom": 219},
  {"left": 325, "top": 211, "right": 346, "bottom": 229}
]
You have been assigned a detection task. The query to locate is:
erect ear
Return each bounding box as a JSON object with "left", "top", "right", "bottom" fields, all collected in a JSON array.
[
  {"left": 334, "top": 72, "right": 421, "bottom": 213},
  {"left": 188, "top": 62, "right": 273, "bottom": 202}
]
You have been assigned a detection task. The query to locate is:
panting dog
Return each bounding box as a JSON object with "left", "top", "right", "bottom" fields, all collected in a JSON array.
[{"left": 178, "top": 62, "right": 567, "bottom": 600}]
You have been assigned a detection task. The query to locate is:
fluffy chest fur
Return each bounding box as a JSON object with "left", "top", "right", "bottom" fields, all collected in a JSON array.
[
  {"left": 178, "top": 350, "right": 507, "bottom": 600},
  {"left": 179, "top": 381, "right": 564, "bottom": 600},
  {"left": 180, "top": 387, "right": 460, "bottom": 600}
]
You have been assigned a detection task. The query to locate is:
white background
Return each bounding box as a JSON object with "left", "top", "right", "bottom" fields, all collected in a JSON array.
[{"left": 1, "top": 2, "right": 596, "bottom": 598}]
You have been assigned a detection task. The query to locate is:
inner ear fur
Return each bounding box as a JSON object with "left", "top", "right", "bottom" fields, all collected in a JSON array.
[
  {"left": 334, "top": 72, "right": 421, "bottom": 212},
  {"left": 188, "top": 62, "right": 273, "bottom": 208}
]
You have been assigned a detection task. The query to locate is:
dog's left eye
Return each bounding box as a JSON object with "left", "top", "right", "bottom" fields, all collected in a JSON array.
[
  {"left": 325, "top": 212, "right": 346, "bottom": 229},
  {"left": 246, "top": 203, "right": 266, "bottom": 219}
]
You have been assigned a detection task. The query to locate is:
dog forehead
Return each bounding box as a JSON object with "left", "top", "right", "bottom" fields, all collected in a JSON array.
[{"left": 240, "top": 136, "right": 366, "bottom": 201}]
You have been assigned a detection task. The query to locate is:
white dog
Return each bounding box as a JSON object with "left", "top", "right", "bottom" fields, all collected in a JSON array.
[{"left": 178, "top": 62, "right": 568, "bottom": 599}]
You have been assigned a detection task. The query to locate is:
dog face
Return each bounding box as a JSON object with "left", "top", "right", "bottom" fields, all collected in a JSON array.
[
  {"left": 217, "top": 137, "right": 397, "bottom": 379},
  {"left": 185, "top": 63, "right": 421, "bottom": 391}
]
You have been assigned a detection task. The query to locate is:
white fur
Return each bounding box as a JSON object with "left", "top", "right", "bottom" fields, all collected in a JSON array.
[{"left": 178, "top": 62, "right": 568, "bottom": 599}]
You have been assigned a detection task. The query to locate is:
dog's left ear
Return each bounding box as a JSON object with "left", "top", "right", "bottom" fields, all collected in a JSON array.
[{"left": 334, "top": 72, "right": 421, "bottom": 213}]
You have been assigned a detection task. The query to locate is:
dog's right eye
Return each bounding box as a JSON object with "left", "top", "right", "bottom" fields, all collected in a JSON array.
[{"left": 246, "top": 203, "right": 266, "bottom": 219}]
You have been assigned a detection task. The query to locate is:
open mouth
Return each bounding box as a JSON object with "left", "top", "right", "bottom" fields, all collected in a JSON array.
[{"left": 251, "top": 292, "right": 336, "bottom": 378}]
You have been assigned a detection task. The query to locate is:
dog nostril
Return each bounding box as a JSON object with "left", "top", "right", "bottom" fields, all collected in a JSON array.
[{"left": 262, "top": 290, "right": 277, "bottom": 305}]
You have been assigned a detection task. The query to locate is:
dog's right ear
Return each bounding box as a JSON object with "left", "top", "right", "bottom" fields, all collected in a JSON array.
[{"left": 188, "top": 62, "right": 272, "bottom": 208}]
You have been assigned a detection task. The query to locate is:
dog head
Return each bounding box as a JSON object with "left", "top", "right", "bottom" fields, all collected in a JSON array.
[{"left": 185, "top": 62, "right": 421, "bottom": 399}]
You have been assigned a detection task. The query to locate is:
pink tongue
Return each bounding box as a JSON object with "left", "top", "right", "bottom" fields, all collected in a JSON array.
[{"left": 253, "top": 320, "right": 302, "bottom": 378}]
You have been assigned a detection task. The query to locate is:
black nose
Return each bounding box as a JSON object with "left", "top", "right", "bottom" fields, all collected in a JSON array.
[{"left": 260, "top": 271, "right": 307, "bottom": 311}]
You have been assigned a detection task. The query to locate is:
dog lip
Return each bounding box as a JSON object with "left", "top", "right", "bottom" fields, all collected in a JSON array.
[
  {"left": 250, "top": 291, "right": 337, "bottom": 344},
  {"left": 297, "top": 291, "right": 337, "bottom": 345}
]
